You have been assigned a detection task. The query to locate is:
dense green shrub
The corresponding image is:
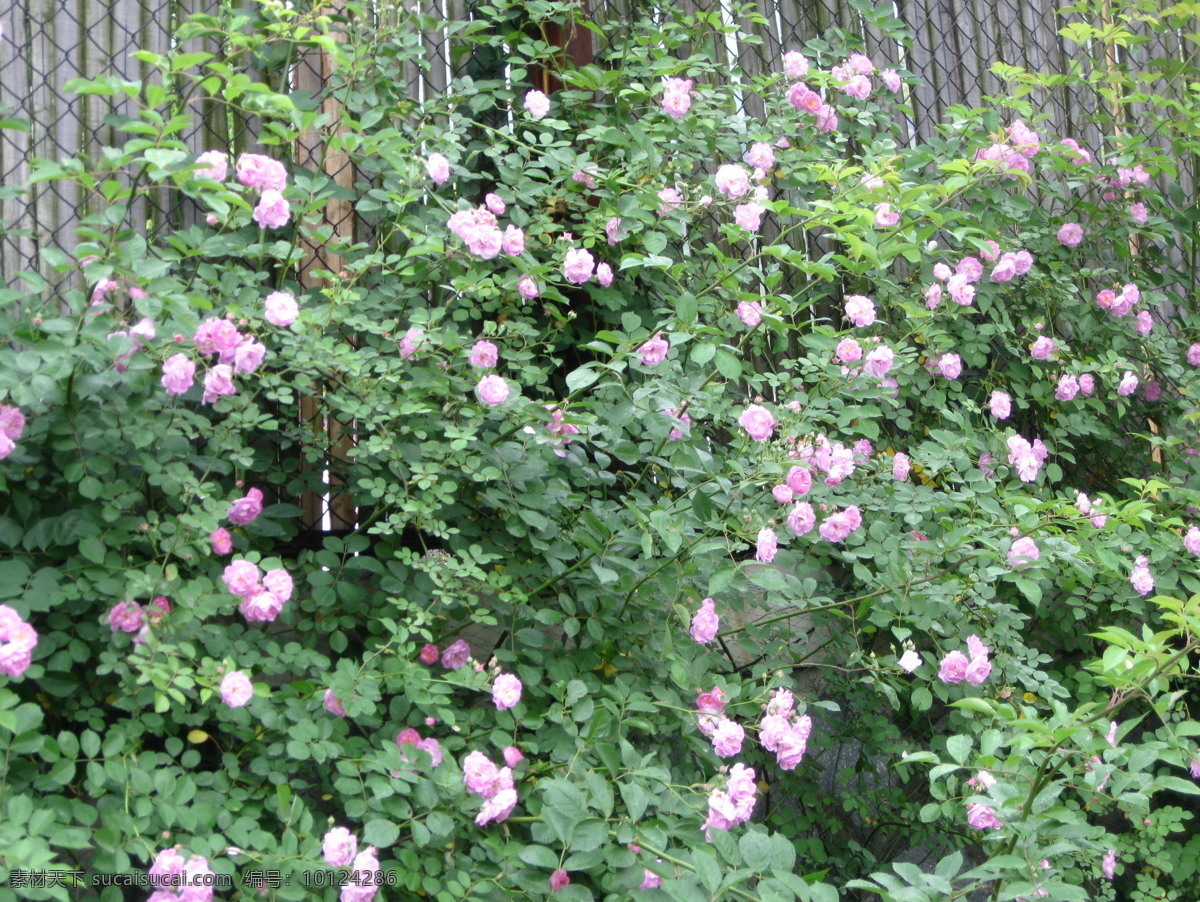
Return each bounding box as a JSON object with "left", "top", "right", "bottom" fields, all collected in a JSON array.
[{"left": 2, "top": 0, "right": 1200, "bottom": 900}]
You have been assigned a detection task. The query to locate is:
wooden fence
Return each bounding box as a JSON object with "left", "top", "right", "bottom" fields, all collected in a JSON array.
[
  {"left": 0, "top": 0, "right": 1195, "bottom": 528},
  {"left": 3, "top": 0, "right": 1195, "bottom": 278}
]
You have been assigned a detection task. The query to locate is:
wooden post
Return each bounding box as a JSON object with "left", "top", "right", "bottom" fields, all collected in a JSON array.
[
  {"left": 294, "top": 4, "right": 357, "bottom": 531},
  {"left": 531, "top": 0, "right": 594, "bottom": 95}
]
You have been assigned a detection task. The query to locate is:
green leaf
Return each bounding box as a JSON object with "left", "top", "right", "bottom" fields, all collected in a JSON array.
[
  {"left": 690, "top": 343, "right": 716, "bottom": 366},
  {"left": 78, "top": 536, "right": 106, "bottom": 564},
  {"left": 619, "top": 781, "right": 649, "bottom": 821},
  {"left": 643, "top": 232, "right": 668, "bottom": 255},
  {"left": 363, "top": 818, "right": 400, "bottom": 848},
  {"left": 1014, "top": 578, "right": 1042, "bottom": 604},
  {"left": 518, "top": 845, "right": 559, "bottom": 869},
  {"left": 746, "top": 566, "right": 788, "bottom": 592},
  {"left": 946, "top": 735, "right": 972, "bottom": 764},
  {"left": 690, "top": 848, "right": 722, "bottom": 894},
  {"left": 0, "top": 560, "right": 29, "bottom": 598},
  {"left": 714, "top": 349, "right": 742, "bottom": 380},
  {"left": 770, "top": 834, "right": 797, "bottom": 874},
  {"left": 566, "top": 366, "right": 600, "bottom": 393},
  {"left": 739, "top": 830, "right": 773, "bottom": 871}
]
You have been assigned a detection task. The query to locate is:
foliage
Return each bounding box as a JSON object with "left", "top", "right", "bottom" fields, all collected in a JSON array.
[{"left": 2, "top": 0, "right": 1200, "bottom": 900}]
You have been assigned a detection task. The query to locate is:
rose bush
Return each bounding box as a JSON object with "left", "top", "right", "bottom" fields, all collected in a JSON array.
[{"left": 2, "top": 0, "right": 1200, "bottom": 899}]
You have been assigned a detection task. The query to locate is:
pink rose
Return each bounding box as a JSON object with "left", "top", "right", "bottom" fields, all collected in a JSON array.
[
  {"left": 235, "top": 153, "right": 287, "bottom": 191},
  {"left": 783, "top": 51, "right": 809, "bottom": 78},
  {"left": 492, "top": 673, "right": 523, "bottom": 710},
  {"left": 442, "top": 639, "right": 470, "bottom": 669},
  {"left": 517, "top": 275, "right": 539, "bottom": 299},
  {"left": 425, "top": 152, "right": 450, "bottom": 185},
  {"left": 661, "top": 77, "right": 693, "bottom": 118},
  {"left": 733, "top": 202, "right": 765, "bottom": 232},
  {"left": 755, "top": 526, "right": 778, "bottom": 563},
  {"left": 201, "top": 364, "right": 236, "bottom": 405},
  {"left": 469, "top": 340, "right": 499, "bottom": 369},
  {"left": 989, "top": 390, "right": 1012, "bottom": 419},
  {"left": 690, "top": 597, "right": 719, "bottom": 644},
  {"left": 263, "top": 568, "right": 293, "bottom": 602},
  {"left": 485, "top": 193, "right": 506, "bottom": 215},
  {"left": 240, "top": 587, "right": 284, "bottom": 622},
  {"left": 605, "top": 217, "right": 622, "bottom": 245},
  {"left": 252, "top": 190, "right": 290, "bottom": 229},
  {"left": 323, "top": 827, "right": 357, "bottom": 867},
  {"left": 219, "top": 670, "right": 253, "bottom": 707},
  {"left": 595, "top": 262, "right": 614, "bottom": 287},
  {"left": 967, "top": 803, "right": 1003, "bottom": 830},
  {"left": 264, "top": 291, "right": 298, "bottom": 326},
  {"left": 324, "top": 689, "right": 347, "bottom": 717},
  {"left": 1030, "top": 336, "right": 1055, "bottom": 360},
  {"left": 523, "top": 90, "right": 550, "bottom": 118},
  {"left": 844, "top": 294, "right": 876, "bottom": 327},
  {"left": 108, "top": 601, "right": 143, "bottom": 633},
  {"left": 1057, "top": 222, "right": 1084, "bottom": 247},
  {"left": 222, "top": 559, "right": 261, "bottom": 597},
  {"left": 737, "top": 301, "right": 763, "bottom": 326},
  {"left": 210, "top": 528, "right": 233, "bottom": 555},
  {"left": 657, "top": 187, "right": 683, "bottom": 215},
  {"left": 161, "top": 354, "right": 196, "bottom": 396},
  {"left": 195, "top": 150, "right": 228, "bottom": 181},
  {"left": 502, "top": 224, "right": 524, "bottom": 255},
  {"left": 562, "top": 247, "right": 595, "bottom": 283},
  {"left": 476, "top": 374, "right": 510, "bottom": 406},
  {"left": 873, "top": 203, "right": 899, "bottom": 227},
  {"left": 637, "top": 337, "right": 669, "bottom": 366},
  {"left": 228, "top": 488, "right": 264, "bottom": 526},
  {"left": 715, "top": 164, "right": 751, "bottom": 199},
  {"left": 398, "top": 327, "right": 426, "bottom": 361},
  {"left": 233, "top": 339, "right": 266, "bottom": 374},
  {"left": 419, "top": 644, "right": 440, "bottom": 665},
  {"left": 938, "top": 352, "right": 962, "bottom": 379},
  {"left": 739, "top": 404, "right": 776, "bottom": 441},
  {"left": 710, "top": 718, "right": 745, "bottom": 757},
  {"left": 939, "top": 650, "right": 969, "bottom": 683}
]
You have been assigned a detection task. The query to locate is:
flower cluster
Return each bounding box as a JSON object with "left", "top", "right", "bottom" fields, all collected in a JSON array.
[
  {"left": 1006, "top": 434, "right": 1048, "bottom": 483},
  {"left": 974, "top": 119, "right": 1040, "bottom": 178},
  {"left": 939, "top": 635, "right": 992, "bottom": 685},
  {"left": 231, "top": 152, "right": 291, "bottom": 229},
  {"left": 462, "top": 750, "right": 519, "bottom": 826},
  {"left": 759, "top": 689, "right": 813, "bottom": 770},
  {"left": 703, "top": 762, "right": 758, "bottom": 840},
  {"left": 661, "top": 77, "right": 694, "bottom": 118},
  {"left": 221, "top": 559, "right": 294, "bottom": 622},
  {"left": 396, "top": 727, "right": 444, "bottom": 768},
  {"left": 148, "top": 846, "right": 215, "bottom": 902},
  {"left": 446, "top": 206, "right": 515, "bottom": 260},
  {"left": 0, "top": 604, "right": 37, "bottom": 677},
  {"left": 108, "top": 316, "right": 156, "bottom": 371}
]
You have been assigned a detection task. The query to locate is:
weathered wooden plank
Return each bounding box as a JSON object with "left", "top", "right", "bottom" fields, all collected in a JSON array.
[
  {"left": 294, "top": 3, "right": 358, "bottom": 529},
  {"left": 0, "top": 0, "right": 37, "bottom": 280},
  {"left": 898, "top": 0, "right": 950, "bottom": 139}
]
